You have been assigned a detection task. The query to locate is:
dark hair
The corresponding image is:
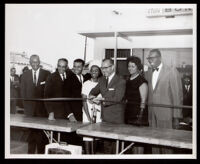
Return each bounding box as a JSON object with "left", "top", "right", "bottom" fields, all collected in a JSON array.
[
  {"left": 102, "top": 59, "right": 114, "bottom": 65},
  {"left": 58, "top": 58, "right": 68, "bottom": 64},
  {"left": 22, "top": 66, "right": 29, "bottom": 72},
  {"left": 90, "top": 65, "right": 103, "bottom": 78},
  {"left": 149, "top": 49, "right": 161, "bottom": 57},
  {"left": 74, "top": 58, "right": 85, "bottom": 66},
  {"left": 127, "top": 56, "right": 143, "bottom": 71}
]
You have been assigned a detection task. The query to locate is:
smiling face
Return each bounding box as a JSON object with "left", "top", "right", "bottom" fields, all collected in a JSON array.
[
  {"left": 57, "top": 60, "right": 68, "bottom": 74},
  {"left": 101, "top": 60, "right": 114, "bottom": 78},
  {"left": 30, "top": 55, "right": 40, "bottom": 71},
  {"left": 147, "top": 51, "right": 161, "bottom": 69},
  {"left": 73, "top": 62, "right": 84, "bottom": 75},
  {"left": 90, "top": 65, "right": 100, "bottom": 79},
  {"left": 128, "top": 62, "right": 139, "bottom": 76}
]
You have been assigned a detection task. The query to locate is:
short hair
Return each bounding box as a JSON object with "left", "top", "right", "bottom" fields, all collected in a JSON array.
[
  {"left": 102, "top": 59, "right": 114, "bottom": 65},
  {"left": 30, "top": 54, "right": 40, "bottom": 61},
  {"left": 149, "top": 49, "right": 161, "bottom": 57},
  {"left": 22, "top": 66, "right": 29, "bottom": 72},
  {"left": 58, "top": 58, "right": 68, "bottom": 64},
  {"left": 127, "top": 56, "right": 143, "bottom": 71},
  {"left": 74, "top": 58, "right": 85, "bottom": 66},
  {"left": 10, "top": 67, "right": 16, "bottom": 71}
]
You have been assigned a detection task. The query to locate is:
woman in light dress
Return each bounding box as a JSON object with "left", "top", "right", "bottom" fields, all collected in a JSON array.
[{"left": 82, "top": 60, "right": 102, "bottom": 154}]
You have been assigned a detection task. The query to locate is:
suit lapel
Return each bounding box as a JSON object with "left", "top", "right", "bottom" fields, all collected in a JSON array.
[
  {"left": 153, "top": 65, "right": 165, "bottom": 92},
  {"left": 37, "top": 69, "right": 42, "bottom": 86},
  {"left": 108, "top": 74, "right": 117, "bottom": 88}
]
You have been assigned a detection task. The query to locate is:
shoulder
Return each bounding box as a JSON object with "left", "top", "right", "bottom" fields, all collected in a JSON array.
[
  {"left": 41, "top": 69, "right": 50, "bottom": 75},
  {"left": 138, "top": 75, "right": 148, "bottom": 84}
]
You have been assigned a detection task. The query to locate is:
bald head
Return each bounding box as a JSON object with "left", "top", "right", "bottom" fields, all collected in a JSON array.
[{"left": 30, "top": 54, "right": 40, "bottom": 71}]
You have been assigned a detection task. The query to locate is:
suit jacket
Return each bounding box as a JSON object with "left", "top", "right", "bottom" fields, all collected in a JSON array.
[
  {"left": 90, "top": 74, "right": 126, "bottom": 124},
  {"left": 20, "top": 69, "right": 50, "bottom": 117},
  {"left": 10, "top": 75, "right": 20, "bottom": 98},
  {"left": 44, "top": 70, "right": 72, "bottom": 119},
  {"left": 182, "top": 83, "right": 192, "bottom": 118},
  {"left": 63, "top": 73, "right": 87, "bottom": 121},
  {"left": 145, "top": 64, "right": 183, "bottom": 124}
]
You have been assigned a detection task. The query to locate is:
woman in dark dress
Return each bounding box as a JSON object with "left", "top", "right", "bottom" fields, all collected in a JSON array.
[{"left": 124, "top": 56, "right": 148, "bottom": 154}]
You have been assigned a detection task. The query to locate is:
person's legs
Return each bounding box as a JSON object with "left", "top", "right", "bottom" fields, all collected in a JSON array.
[
  {"left": 27, "top": 129, "right": 37, "bottom": 154},
  {"left": 157, "top": 119, "right": 173, "bottom": 154},
  {"left": 36, "top": 129, "right": 48, "bottom": 154}
]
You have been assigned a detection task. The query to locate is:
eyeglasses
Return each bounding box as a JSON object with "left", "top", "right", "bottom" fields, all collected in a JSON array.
[
  {"left": 146, "top": 56, "right": 160, "bottom": 61},
  {"left": 101, "top": 65, "right": 112, "bottom": 70}
]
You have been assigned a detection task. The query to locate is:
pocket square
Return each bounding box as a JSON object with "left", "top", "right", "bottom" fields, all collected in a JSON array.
[
  {"left": 108, "top": 88, "right": 115, "bottom": 91},
  {"left": 40, "top": 81, "right": 46, "bottom": 85}
]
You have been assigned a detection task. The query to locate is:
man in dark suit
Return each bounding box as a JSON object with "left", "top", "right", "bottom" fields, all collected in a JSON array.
[
  {"left": 64, "top": 58, "right": 88, "bottom": 122},
  {"left": 89, "top": 59, "right": 126, "bottom": 154},
  {"left": 182, "top": 74, "right": 192, "bottom": 125},
  {"left": 145, "top": 49, "right": 183, "bottom": 154},
  {"left": 20, "top": 54, "right": 50, "bottom": 154},
  {"left": 44, "top": 58, "right": 73, "bottom": 120},
  {"left": 10, "top": 67, "right": 20, "bottom": 114}
]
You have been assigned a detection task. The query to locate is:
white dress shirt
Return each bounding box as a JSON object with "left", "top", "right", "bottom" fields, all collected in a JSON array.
[
  {"left": 107, "top": 72, "right": 115, "bottom": 85},
  {"left": 10, "top": 76, "right": 14, "bottom": 82},
  {"left": 60, "top": 72, "right": 66, "bottom": 81},
  {"left": 76, "top": 74, "right": 84, "bottom": 85},
  {"left": 152, "top": 63, "right": 163, "bottom": 90},
  {"left": 32, "top": 68, "right": 40, "bottom": 85}
]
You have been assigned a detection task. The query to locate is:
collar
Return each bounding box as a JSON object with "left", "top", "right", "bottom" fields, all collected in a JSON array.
[{"left": 32, "top": 68, "right": 40, "bottom": 73}]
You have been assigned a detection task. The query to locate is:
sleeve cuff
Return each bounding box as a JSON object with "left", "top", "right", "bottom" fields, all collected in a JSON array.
[{"left": 67, "top": 113, "right": 74, "bottom": 118}]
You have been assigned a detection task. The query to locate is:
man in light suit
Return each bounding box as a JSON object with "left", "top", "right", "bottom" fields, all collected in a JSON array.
[
  {"left": 145, "top": 49, "right": 183, "bottom": 154},
  {"left": 89, "top": 59, "right": 126, "bottom": 154},
  {"left": 20, "top": 54, "right": 50, "bottom": 154}
]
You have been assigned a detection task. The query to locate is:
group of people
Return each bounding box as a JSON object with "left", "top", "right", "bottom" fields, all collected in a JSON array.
[{"left": 10, "top": 48, "right": 192, "bottom": 154}]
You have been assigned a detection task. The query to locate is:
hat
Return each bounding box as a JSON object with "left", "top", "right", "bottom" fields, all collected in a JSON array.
[{"left": 88, "top": 60, "right": 102, "bottom": 70}]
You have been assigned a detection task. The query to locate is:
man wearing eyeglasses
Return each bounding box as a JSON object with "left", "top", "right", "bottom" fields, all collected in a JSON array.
[
  {"left": 145, "top": 49, "right": 183, "bottom": 154},
  {"left": 89, "top": 59, "right": 126, "bottom": 154}
]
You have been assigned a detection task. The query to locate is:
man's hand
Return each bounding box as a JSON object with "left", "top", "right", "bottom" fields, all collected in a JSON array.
[
  {"left": 93, "top": 97, "right": 104, "bottom": 105},
  {"left": 88, "top": 95, "right": 96, "bottom": 104},
  {"left": 69, "top": 115, "right": 77, "bottom": 122},
  {"left": 48, "top": 112, "right": 55, "bottom": 121}
]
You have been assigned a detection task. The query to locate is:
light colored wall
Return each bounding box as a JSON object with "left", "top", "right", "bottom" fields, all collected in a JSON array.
[{"left": 92, "top": 5, "right": 194, "bottom": 63}]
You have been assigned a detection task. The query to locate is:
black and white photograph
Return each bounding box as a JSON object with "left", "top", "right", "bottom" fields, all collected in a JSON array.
[{"left": 5, "top": 4, "right": 196, "bottom": 159}]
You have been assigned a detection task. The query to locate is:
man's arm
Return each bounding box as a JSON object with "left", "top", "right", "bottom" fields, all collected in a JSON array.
[
  {"left": 170, "top": 68, "right": 183, "bottom": 119},
  {"left": 103, "top": 79, "right": 126, "bottom": 106}
]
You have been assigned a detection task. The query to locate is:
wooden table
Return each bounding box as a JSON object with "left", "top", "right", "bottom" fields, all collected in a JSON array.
[
  {"left": 76, "top": 122, "right": 192, "bottom": 154},
  {"left": 10, "top": 114, "right": 88, "bottom": 143}
]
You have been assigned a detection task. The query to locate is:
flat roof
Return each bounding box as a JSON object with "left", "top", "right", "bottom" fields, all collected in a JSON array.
[{"left": 78, "top": 29, "right": 192, "bottom": 38}]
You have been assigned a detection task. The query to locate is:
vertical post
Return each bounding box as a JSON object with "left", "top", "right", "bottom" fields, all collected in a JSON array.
[
  {"left": 58, "top": 132, "right": 60, "bottom": 143},
  {"left": 84, "top": 36, "right": 87, "bottom": 62},
  {"left": 50, "top": 131, "right": 53, "bottom": 144},
  {"left": 116, "top": 140, "right": 119, "bottom": 154},
  {"left": 142, "top": 49, "right": 145, "bottom": 73},
  {"left": 121, "top": 141, "right": 124, "bottom": 151},
  {"left": 114, "top": 32, "right": 118, "bottom": 73}
]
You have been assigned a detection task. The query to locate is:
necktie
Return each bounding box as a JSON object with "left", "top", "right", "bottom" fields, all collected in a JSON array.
[
  {"left": 153, "top": 67, "right": 159, "bottom": 72},
  {"left": 106, "top": 77, "right": 108, "bottom": 88},
  {"left": 79, "top": 75, "right": 82, "bottom": 84},
  {"left": 62, "top": 74, "right": 65, "bottom": 81},
  {"left": 34, "top": 71, "right": 37, "bottom": 86}
]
